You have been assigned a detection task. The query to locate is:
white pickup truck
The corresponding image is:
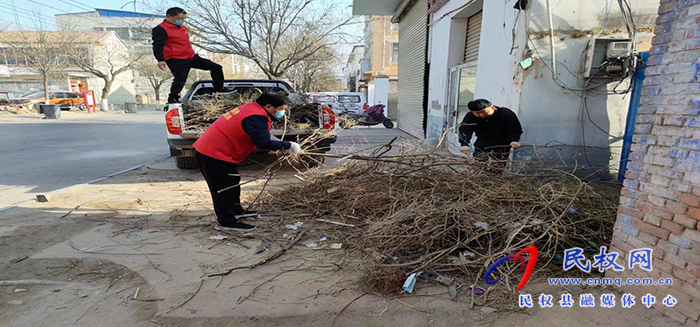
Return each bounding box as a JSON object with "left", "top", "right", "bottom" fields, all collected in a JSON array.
[{"left": 164, "top": 79, "right": 337, "bottom": 169}]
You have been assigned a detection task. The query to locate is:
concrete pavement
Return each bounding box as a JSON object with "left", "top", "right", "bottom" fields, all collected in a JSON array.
[
  {"left": 0, "top": 110, "right": 169, "bottom": 207},
  {"left": 0, "top": 130, "right": 682, "bottom": 327}
]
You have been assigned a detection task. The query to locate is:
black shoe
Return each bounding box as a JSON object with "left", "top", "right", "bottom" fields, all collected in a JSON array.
[
  {"left": 215, "top": 221, "right": 256, "bottom": 232},
  {"left": 235, "top": 209, "right": 259, "bottom": 219}
]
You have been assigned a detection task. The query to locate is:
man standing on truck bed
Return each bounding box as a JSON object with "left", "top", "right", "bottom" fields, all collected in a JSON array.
[
  {"left": 194, "top": 93, "right": 302, "bottom": 232},
  {"left": 152, "top": 7, "right": 226, "bottom": 104}
]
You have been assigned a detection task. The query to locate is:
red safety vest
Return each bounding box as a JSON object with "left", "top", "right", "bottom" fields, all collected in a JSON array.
[
  {"left": 159, "top": 20, "right": 195, "bottom": 60},
  {"left": 194, "top": 102, "right": 271, "bottom": 164}
]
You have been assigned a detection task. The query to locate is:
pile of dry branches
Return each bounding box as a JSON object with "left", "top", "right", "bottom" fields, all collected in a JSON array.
[
  {"left": 0, "top": 104, "right": 32, "bottom": 114},
  {"left": 261, "top": 147, "right": 620, "bottom": 297},
  {"left": 181, "top": 93, "right": 321, "bottom": 133}
]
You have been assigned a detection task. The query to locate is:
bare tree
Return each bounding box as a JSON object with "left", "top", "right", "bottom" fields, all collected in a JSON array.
[
  {"left": 68, "top": 33, "right": 145, "bottom": 111},
  {"left": 0, "top": 30, "right": 73, "bottom": 105},
  {"left": 184, "top": 0, "right": 356, "bottom": 79},
  {"left": 134, "top": 54, "right": 173, "bottom": 104},
  {"left": 285, "top": 45, "right": 342, "bottom": 93}
]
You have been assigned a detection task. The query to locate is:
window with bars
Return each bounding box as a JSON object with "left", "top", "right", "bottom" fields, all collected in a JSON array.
[
  {"left": 106, "top": 27, "right": 131, "bottom": 40},
  {"left": 390, "top": 23, "right": 399, "bottom": 32},
  {"left": 389, "top": 42, "right": 399, "bottom": 63}
]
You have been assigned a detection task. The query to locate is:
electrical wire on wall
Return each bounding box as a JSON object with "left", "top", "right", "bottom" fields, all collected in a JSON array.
[
  {"left": 530, "top": 0, "right": 638, "bottom": 94},
  {"left": 520, "top": 0, "right": 641, "bottom": 178}
]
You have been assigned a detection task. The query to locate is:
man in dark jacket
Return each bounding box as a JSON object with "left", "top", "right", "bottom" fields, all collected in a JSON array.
[
  {"left": 458, "top": 99, "right": 523, "bottom": 166},
  {"left": 194, "top": 93, "right": 301, "bottom": 232},
  {"left": 152, "top": 7, "right": 225, "bottom": 104}
]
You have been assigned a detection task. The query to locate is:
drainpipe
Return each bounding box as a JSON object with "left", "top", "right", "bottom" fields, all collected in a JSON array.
[
  {"left": 546, "top": 0, "right": 557, "bottom": 83},
  {"left": 382, "top": 17, "right": 387, "bottom": 70},
  {"left": 618, "top": 52, "right": 649, "bottom": 181}
]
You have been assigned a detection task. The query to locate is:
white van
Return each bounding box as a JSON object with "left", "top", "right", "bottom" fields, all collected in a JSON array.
[{"left": 334, "top": 92, "right": 367, "bottom": 114}]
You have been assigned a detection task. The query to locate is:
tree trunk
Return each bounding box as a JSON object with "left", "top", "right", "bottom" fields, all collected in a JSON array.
[
  {"left": 100, "top": 79, "right": 113, "bottom": 111},
  {"left": 42, "top": 76, "right": 50, "bottom": 105},
  {"left": 154, "top": 86, "right": 160, "bottom": 104}
]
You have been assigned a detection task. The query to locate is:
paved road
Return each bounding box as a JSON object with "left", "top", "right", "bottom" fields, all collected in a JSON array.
[{"left": 0, "top": 111, "right": 168, "bottom": 207}]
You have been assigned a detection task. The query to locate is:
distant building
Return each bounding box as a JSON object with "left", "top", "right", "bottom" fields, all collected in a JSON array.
[
  {"left": 0, "top": 30, "right": 135, "bottom": 106},
  {"left": 358, "top": 16, "right": 399, "bottom": 119},
  {"left": 362, "top": 16, "right": 398, "bottom": 82},
  {"left": 55, "top": 9, "right": 165, "bottom": 53},
  {"left": 55, "top": 8, "right": 208, "bottom": 104},
  {"left": 209, "top": 53, "right": 267, "bottom": 80},
  {"left": 343, "top": 45, "right": 364, "bottom": 92}
]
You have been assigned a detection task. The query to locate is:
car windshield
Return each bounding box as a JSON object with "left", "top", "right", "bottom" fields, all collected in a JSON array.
[
  {"left": 311, "top": 95, "right": 336, "bottom": 103},
  {"left": 338, "top": 95, "right": 361, "bottom": 103},
  {"left": 193, "top": 85, "right": 289, "bottom": 97},
  {"left": 23, "top": 91, "right": 46, "bottom": 98}
]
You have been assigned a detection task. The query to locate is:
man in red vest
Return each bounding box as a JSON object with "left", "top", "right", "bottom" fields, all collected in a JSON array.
[
  {"left": 152, "top": 7, "right": 225, "bottom": 104},
  {"left": 194, "top": 93, "right": 301, "bottom": 232}
]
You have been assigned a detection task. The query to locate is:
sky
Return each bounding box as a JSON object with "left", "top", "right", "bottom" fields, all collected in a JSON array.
[
  {"left": 0, "top": 0, "right": 361, "bottom": 74},
  {"left": 0, "top": 0, "right": 354, "bottom": 28}
]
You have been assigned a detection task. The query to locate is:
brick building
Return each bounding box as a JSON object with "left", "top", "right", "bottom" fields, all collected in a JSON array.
[{"left": 610, "top": 0, "right": 700, "bottom": 324}]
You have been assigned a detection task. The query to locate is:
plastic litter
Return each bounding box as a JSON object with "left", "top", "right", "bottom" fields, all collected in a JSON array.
[
  {"left": 469, "top": 286, "right": 485, "bottom": 295},
  {"left": 402, "top": 272, "right": 420, "bottom": 293},
  {"left": 14, "top": 289, "right": 28, "bottom": 293},
  {"left": 448, "top": 283, "right": 458, "bottom": 300},
  {"left": 306, "top": 242, "right": 318, "bottom": 248},
  {"left": 285, "top": 222, "right": 304, "bottom": 230},
  {"left": 330, "top": 243, "right": 343, "bottom": 249},
  {"left": 474, "top": 222, "right": 489, "bottom": 230},
  {"left": 209, "top": 235, "right": 228, "bottom": 240},
  {"left": 255, "top": 240, "right": 272, "bottom": 254},
  {"left": 480, "top": 306, "right": 497, "bottom": 314}
]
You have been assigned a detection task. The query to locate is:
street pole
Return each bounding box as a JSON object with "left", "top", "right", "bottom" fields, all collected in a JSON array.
[{"left": 121, "top": 0, "right": 137, "bottom": 12}]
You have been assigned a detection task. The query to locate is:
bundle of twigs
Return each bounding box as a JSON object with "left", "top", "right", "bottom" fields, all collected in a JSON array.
[
  {"left": 260, "top": 146, "right": 620, "bottom": 297},
  {"left": 181, "top": 93, "right": 321, "bottom": 133},
  {"left": 271, "top": 103, "right": 319, "bottom": 130},
  {"left": 0, "top": 104, "right": 31, "bottom": 114}
]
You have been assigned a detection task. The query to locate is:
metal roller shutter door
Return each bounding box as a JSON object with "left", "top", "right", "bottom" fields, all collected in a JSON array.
[{"left": 397, "top": 1, "right": 428, "bottom": 138}]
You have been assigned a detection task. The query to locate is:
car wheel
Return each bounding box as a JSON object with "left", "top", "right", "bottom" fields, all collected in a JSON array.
[{"left": 176, "top": 156, "right": 198, "bottom": 169}]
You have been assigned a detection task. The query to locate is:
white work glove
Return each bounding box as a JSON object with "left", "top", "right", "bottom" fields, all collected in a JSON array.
[{"left": 289, "top": 142, "right": 302, "bottom": 154}]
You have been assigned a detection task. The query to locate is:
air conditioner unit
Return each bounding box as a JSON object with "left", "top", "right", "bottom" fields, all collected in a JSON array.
[{"left": 606, "top": 41, "right": 633, "bottom": 59}]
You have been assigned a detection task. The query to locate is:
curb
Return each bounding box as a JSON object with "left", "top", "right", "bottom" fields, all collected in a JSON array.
[{"left": 0, "top": 154, "right": 172, "bottom": 213}]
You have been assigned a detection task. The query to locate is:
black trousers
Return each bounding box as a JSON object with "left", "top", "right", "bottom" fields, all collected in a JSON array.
[
  {"left": 195, "top": 151, "right": 242, "bottom": 225},
  {"left": 474, "top": 148, "right": 510, "bottom": 175},
  {"left": 166, "top": 55, "right": 224, "bottom": 101}
]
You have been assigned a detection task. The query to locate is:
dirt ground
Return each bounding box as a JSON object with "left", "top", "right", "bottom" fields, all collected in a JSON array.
[{"left": 0, "top": 141, "right": 686, "bottom": 327}]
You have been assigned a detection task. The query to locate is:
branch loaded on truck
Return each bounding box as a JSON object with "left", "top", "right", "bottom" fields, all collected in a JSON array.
[{"left": 165, "top": 79, "right": 337, "bottom": 169}]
